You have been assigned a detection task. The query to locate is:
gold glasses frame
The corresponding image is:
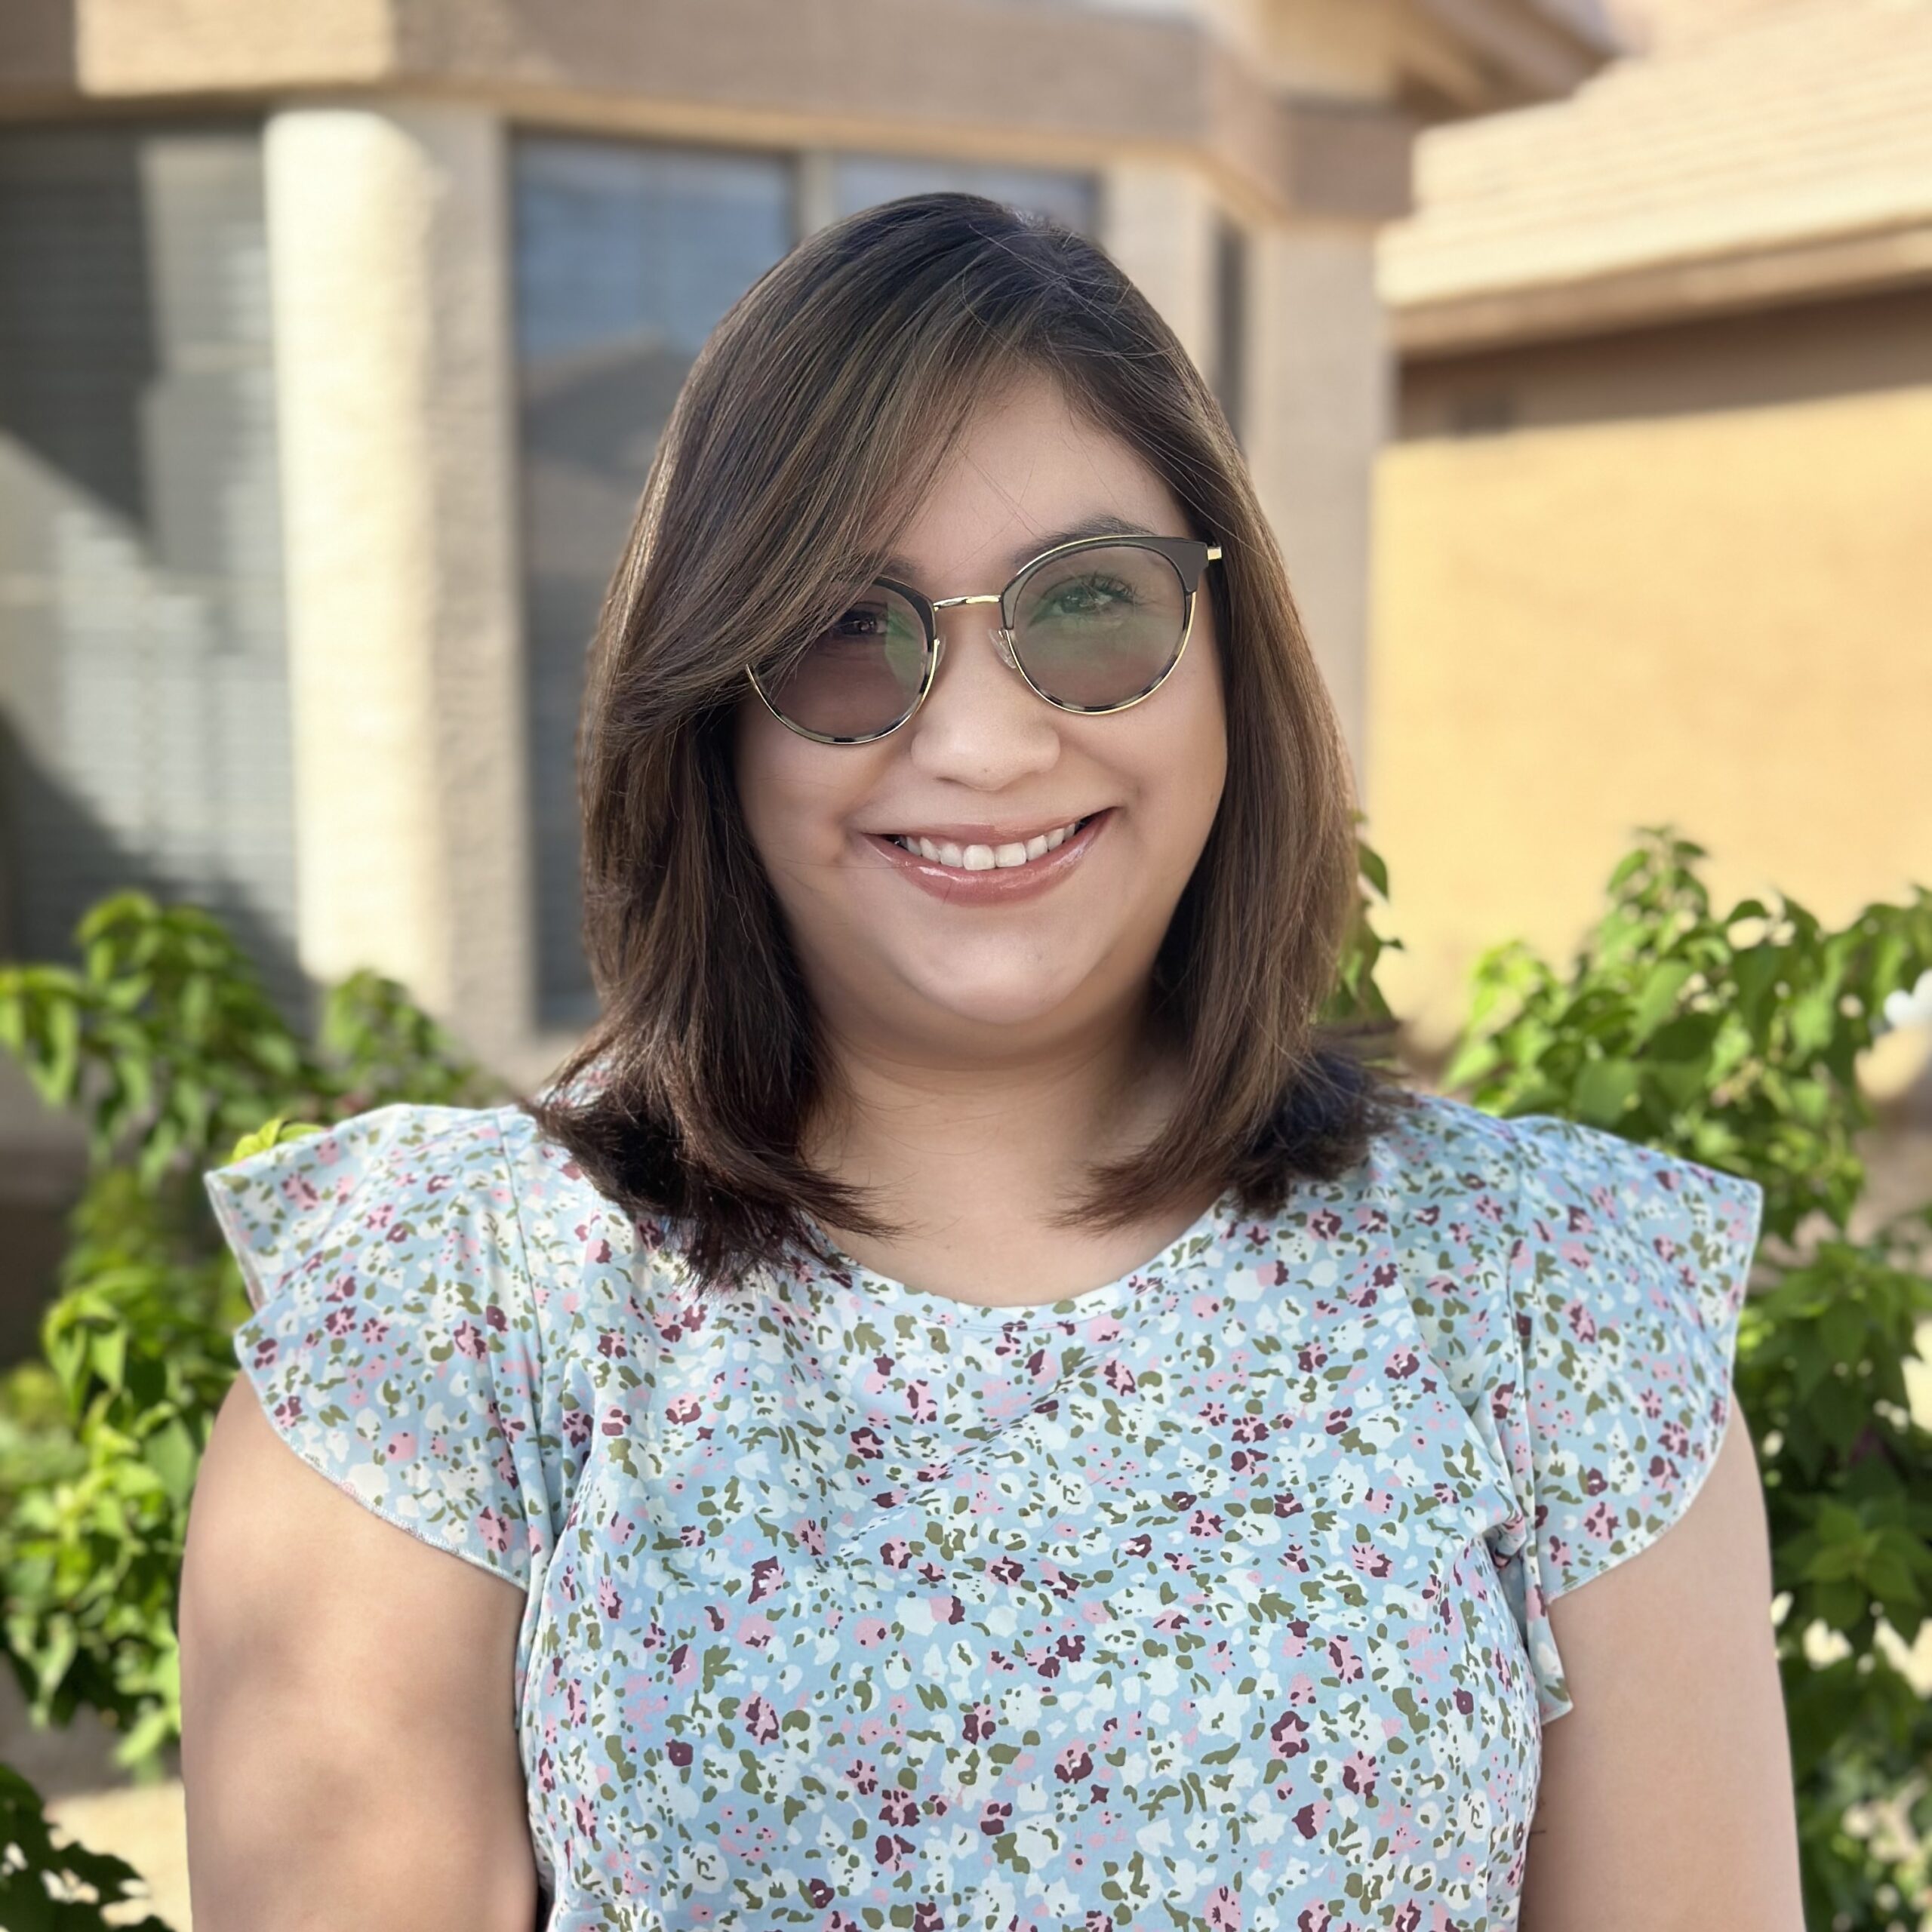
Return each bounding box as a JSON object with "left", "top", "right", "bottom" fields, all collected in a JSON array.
[{"left": 743, "top": 532, "right": 1224, "bottom": 746}]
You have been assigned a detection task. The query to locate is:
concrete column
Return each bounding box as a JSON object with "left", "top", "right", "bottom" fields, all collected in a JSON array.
[
  {"left": 1245, "top": 221, "right": 1390, "bottom": 797},
  {"left": 1101, "top": 158, "right": 1218, "bottom": 377},
  {"left": 263, "top": 102, "right": 534, "bottom": 1072}
]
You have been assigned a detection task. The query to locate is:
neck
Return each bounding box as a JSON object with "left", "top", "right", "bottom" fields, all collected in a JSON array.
[{"left": 803, "top": 992, "right": 1182, "bottom": 1226}]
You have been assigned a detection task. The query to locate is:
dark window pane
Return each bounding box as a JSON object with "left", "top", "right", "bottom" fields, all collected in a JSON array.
[
  {"left": 832, "top": 155, "right": 1096, "bottom": 233},
  {"left": 513, "top": 137, "right": 794, "bottom": 1028}
]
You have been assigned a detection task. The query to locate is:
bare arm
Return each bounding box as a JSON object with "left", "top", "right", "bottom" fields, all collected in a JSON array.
[
  {"left": 179, "top": 1374, "right": 540, "bottom": 1932},
  {"left": 1518, "top": 1398, "right": 1804, "bottom": 1931}
]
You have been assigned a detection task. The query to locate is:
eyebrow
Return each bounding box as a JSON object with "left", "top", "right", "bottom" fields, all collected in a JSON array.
[{"left": 878, "top": 512, "right": 1156, "bottom": 583}]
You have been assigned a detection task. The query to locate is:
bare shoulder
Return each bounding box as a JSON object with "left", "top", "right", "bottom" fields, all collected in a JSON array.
[
  {"left": 180, "top": 1374, "right": 539, "bottom": 1932},
  {"left": 1520, "top": 1400, "right": 1804, "bottom": 1931}
]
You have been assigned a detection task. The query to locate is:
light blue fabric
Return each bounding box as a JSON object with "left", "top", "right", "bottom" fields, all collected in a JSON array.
[{"left": 205, "top": 1087, "right": 1763, "bottom": 1930}]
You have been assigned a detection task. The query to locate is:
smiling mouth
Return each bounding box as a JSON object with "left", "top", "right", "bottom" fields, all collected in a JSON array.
[{"left": 881, "top": 815, "right": 1100, "bottom": 872}]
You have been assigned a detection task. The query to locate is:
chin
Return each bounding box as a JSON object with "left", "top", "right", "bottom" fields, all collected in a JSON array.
[{"left": 897, "top": 955, "right": 1100, "bottom": 1035}]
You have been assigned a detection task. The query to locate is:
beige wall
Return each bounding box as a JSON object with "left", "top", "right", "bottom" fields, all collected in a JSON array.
[{"left": 1368, "top": 288, "right": 1932, "bottom": 1101}]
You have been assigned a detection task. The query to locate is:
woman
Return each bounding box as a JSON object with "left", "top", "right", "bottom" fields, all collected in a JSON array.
[{"left": 179, "top": 193, "right": 1803, "bottom": 1930}]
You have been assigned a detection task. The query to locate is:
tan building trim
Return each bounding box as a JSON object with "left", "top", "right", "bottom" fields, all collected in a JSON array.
[
  {"left": 0, "top": 0, "right": 1614, "bottom": 223},
  {"left": 1392, "top": 217, "right": 1932, "bottom": 354}
]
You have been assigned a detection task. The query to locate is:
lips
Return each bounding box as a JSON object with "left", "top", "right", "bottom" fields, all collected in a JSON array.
[{"left": 863, "top": 808, "right": 1112, "bottom": 906}]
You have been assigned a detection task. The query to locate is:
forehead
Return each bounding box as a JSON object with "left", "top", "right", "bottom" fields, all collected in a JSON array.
[{"left": 878, "top": 372, "right": 1186, "bottom": 586}]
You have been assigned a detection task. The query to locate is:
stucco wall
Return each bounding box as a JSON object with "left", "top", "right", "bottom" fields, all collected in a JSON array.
[{"left": 1367, "top": 289, "right": 1932, "bottom": 1102}]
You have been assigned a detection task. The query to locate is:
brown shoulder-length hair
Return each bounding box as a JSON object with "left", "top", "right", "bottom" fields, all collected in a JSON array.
[{"left": 517, "top": 189, "right": 1415, "bottom": 1296}]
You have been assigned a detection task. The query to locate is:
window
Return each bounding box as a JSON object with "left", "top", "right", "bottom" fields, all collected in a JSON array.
[
  {"left": 512, "top": 137, "right": 795, "bottom": 1027},
  {"left": 1213, "top": 212, "right": 1248, "bottom": 448},
  {"left": 0, "top": 125, "right": 299, "bottom": 1012},
  {"left": 830, "top": 155, "right": 1096, "bottom": 232}
]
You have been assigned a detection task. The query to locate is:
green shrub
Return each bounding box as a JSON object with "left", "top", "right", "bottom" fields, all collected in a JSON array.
[{"left": 0, "top": 1761, "right": 173, "bottom": 1929}]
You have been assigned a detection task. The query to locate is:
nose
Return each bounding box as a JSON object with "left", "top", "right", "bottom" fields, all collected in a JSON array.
[{"left": 903, "top": 601, "right": 1060, "bottom": 789}]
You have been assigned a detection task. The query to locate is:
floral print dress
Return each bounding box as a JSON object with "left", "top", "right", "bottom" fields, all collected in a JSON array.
[{"left": 204, "top": 1086, "right": 1764, "bottom": 1932}]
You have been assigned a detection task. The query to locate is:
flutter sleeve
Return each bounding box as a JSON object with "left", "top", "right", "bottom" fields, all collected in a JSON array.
[
  {"left": 1487, "top": 1112, "right": 1767, "bottom": 1724},
  {"left": 202, "top": 1102, "right": 550, "bottom": 1591}
]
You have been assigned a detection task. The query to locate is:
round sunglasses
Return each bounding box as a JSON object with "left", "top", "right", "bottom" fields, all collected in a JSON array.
[{"left": 744, "top": 533, "right": 1223, "bottom": 744}]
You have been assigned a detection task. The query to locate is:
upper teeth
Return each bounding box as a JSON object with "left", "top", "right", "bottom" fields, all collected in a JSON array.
[{"left": 889, "top": 818, "right": 1088, "bottom": 869}]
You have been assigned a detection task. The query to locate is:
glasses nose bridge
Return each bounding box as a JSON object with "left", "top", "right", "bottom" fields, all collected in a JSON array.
[{"left": 926, "top": 589, "right": 1020, "bottom": 673}]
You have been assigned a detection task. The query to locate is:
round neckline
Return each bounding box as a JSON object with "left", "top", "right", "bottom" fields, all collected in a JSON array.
[{"left": 800, "top": 1185, "right": 1241, "bottom": 1331}]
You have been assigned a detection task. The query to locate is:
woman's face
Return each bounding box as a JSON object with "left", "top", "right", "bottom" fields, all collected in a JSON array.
[{"left": 734, "top": 369, "right": 1228, "bottom": 1063}]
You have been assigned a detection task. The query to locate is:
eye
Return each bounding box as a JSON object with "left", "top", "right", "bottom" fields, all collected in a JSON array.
[{"left": 1034, "top": 571, "right": 1143, "bottom": 619}]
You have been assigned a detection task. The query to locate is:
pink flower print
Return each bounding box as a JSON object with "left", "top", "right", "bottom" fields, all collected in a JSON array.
[
  {"left": 667, "top": 1643, "right": 698, "bottom": 1688},
  {"left": 1323, "top": 1406, "right": 1352, "bottom": 1438},
  {"left": 323, "top": 1306, "right": 355, "bottom": 1337},
  {"left": 451, "top": 1318, "right": 486, "bottom": 1360},
  {"left": 797, "top": 1517, "right": 826, "bottom": 1556},
  {"left": 477, "top": 1506, "right": 511, "bottom": 1555},
  {"left": 1309, "top": 1209, "right": 1343, "bottom": 1240},
  {"left": 851, "top": 1424, "right": 886, "bottom": 1461},
  {"left": 749, "top": 1556, "right": 785, "bottom": 1602},
  {"left": 249, "top": 1337, "right": 278, "bottom": 1369},
  {"left": 1295, "top": 1340, "right": 1328, "bottom": 1374},
  {"left": 1204, "top": 1887, "right": 1241, "bottom": 1931},
  {"left": 596, "top": 1577, "right": 622, "bottom": 1619},
  {"left": 978, "top": 1799, "right": 1011, "bottom": 1838},
  {"left": 905, "top": 1380, "right": 937, "bottom": 1423},
  {"left": 930, "top": 1593, "right": 962, "bottom": 1625},
  {"left": 1101, "top": 1358, "right": 1137, "bottom": 1395},
  {"left": 663, "top": 1393, "right": 701, "bottom": 1424},
  {"left": 384, "top": 1430, "right": 417, "bottom": 1463},
  {"left": 854, "top": 1618, "right": 889, "bottom": 1648},
  {"left": 1269, "top": 1707, "right": 1310, "bottom": 1759},
  {"left": 872, "top": 1831, "right": 914, "bottom": 1873},
  {"left": 738, "top": 1614, "right": 774, "bottom": 1649},
  {"left": 1564, "top": 1300, "right": 1598, "bottom": 1343},
  {"left": 743, "top": 1695, "right": 780, "bottom": 1745},
  {"left": 571, "top": 1793, "right": 597, "bottom": 1841},
  {"left": 878, "top": 1791, "right": 919, "bottom": 1829},
  {"left": 1583, "top": 1498, "right": 1618, "bottom": 1542},
  {"left": 1327, "top": 1634, "right": 1364, "bottom": 1681},
  {"left": 599, "top": 1404, "right": 626, "bottom": 1438},
  {"left": 1054, "top": 1743, "right": 1094, "bottom": 1783},
  {"left": 1349, "top": 1543, "right": 1392, "bottom": 1581},
  {"left": 1340, "top": 1749, "right": 1378, "bottom": 1800},
  {"left": 912, "top": 1903, "right": 943, "bottom": 1932},
  {"left": 879, "top": 1537, "right": 912, "bottom": 1569}
]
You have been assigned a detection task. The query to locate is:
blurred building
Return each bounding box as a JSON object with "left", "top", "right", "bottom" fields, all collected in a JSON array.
[
  {"left": 0, "top": 0, "right": 1609, "bottom": 1320},
  {"left": 1372, "top": 0, "right": 1932, "bottom": 1111}
]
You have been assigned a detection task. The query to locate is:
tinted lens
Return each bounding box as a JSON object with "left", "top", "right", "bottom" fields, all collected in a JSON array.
[
  {"left": 758, "top": 585, "right": 928, "bottom": 739},
  {"left": 1011, "top": 544, "right": 1189, "bottom": 709}
]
